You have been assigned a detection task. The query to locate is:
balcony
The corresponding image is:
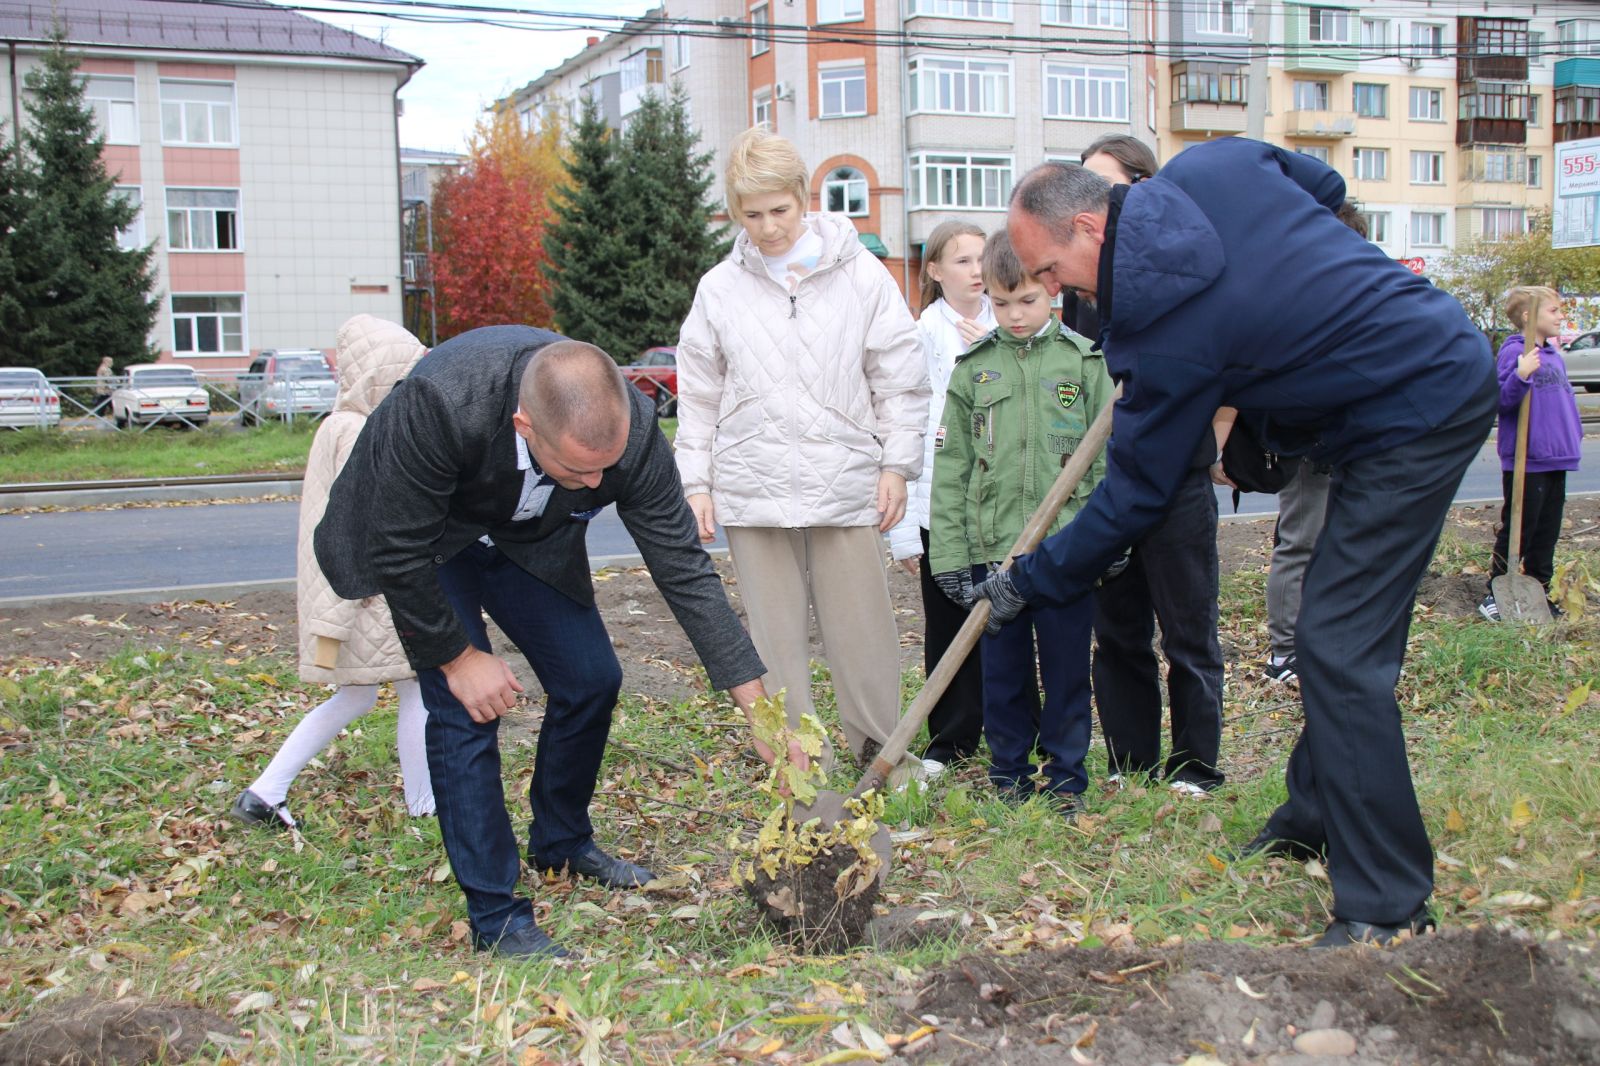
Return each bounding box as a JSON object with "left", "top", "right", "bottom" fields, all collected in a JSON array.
[
  {"left": 1457, "top": 82, "right": 1533, "bottom": 146},
  {"left": 1284, "top": 109, "right": 1357, "bottom": 137},
  {"left": 1456, "top": 17, "right": 1530, "bottom": 84},
  {"left": 403, "top": 253, "right": 431, "bottom": 290},
  {"left": 1170, "top": 101, "right": 1249, "bottom": 134},
  {"left": 1284, "top": 4, "right": 1357, "bottom": 74},
  {"left": 1458, "top": 182, "right": 1531, "bottom": 208}
]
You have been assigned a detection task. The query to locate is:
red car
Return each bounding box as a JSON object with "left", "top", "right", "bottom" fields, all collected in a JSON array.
[{"left": 622, "top": 346, "right": 677, "bottom": 416}]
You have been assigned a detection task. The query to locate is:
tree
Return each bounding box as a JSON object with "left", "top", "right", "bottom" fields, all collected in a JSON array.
[
  {"left": 429, "top": 102, "right": 566, "bottom": 339},
  {"left": 544, "top": 88, "right": 727, "bottom": 361},
  {"left": 1431, "top": 213, "right": 1600, "bottom": 337},
  {"left": 1, "top": 29, "right": 159, "bottom": 375}
]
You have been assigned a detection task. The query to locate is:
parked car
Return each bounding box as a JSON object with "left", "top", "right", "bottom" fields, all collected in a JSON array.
[
  {"left": 0, "top": 367, "right": 61, "bottom": 430},
  {"left": 111, "top": 363, "right": 210, "bottom": 428},
  {"left": 239, "top": 348, "right": 337, "bottom": 424},
  {"left": 622, "top": 346, "right": 678, "bottom": 416},
  {"left": 1562, "top": 330, "right": 1600, "bottom": 392}
]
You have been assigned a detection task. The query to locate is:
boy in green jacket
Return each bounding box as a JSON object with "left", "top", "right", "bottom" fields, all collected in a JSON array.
[{"left": 929, "top": 230, "right": 1114, "bottom": 819}]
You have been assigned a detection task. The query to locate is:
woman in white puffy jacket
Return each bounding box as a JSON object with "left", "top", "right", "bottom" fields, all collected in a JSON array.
[
  {"left": 230, "top": 316, "right": 435, "bottom": 829},
  {"left": 675, "top": 127, "right": 930, "bottom": 768}
]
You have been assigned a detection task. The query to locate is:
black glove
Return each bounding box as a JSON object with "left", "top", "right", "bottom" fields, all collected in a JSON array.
[
  {"left": 972, "top": 568, "right": 1028, "bottom": 635},
  {"left": 933, "top": 569, "right": 975, "bottom": 608},
  {"left": 1097, "top": 547, "right": 1132, "bottom": 586}
]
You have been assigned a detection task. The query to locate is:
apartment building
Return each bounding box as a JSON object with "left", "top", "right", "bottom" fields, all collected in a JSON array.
[
  {"left": 0, "top": 0, "right": 421, "bottom": 369},
  {"left": 506, "top": 1, "right": 1156, "bottom": 296}
]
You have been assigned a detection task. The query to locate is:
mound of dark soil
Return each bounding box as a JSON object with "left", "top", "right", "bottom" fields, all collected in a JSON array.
[
  {"left": 744, "top": 844, "right": 881, "bottom": 954},
  {"left": 0, "top": 997, "right": 235, "bottom": 1066},
  {"left": 914, "top": 929, "right": 1600, "bottom": 1065}
]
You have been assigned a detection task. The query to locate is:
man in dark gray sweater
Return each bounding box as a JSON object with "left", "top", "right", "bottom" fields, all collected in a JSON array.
[{"left": 316, "top": 326, "right": 769, "bottom": 959}]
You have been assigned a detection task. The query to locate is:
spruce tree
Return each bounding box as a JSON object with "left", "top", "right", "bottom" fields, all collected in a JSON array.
[
  {"left": 543, "top": 95, "right": 633, "bottom": 358},
  {"left": 9, "top": 29, "right": 158, "bottom": 375},
  {"left": 613, "top": 87, "right": 729, "bottom": 358}
]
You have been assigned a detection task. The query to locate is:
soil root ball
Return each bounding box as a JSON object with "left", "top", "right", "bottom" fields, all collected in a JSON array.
[{"left": 743, "top": 844, "right": 880, "bottom": 953}]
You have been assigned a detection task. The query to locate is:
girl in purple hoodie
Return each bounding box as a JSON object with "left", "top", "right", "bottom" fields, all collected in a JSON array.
[{"left": 1481, "top": 285, "right": 1583, "bottom": 621}]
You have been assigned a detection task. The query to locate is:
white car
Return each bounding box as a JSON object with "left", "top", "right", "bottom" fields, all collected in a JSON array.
[
  {"left": 111, "top": 363, "right": 210, "bottom": 428},
  {"left": 0, "top": 367, "right": 61, "bottom": 430},
  {"left": 1562, "top": 330, "right": 1600, "bottom": 393}
]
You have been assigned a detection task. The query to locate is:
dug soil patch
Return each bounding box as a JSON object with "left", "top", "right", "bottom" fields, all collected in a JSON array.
[
  {"left": 913, "top": 928, "right": 1600, "bottom": 1064},
  {"left": 0, "top": 996, "right": 235, "bottom": 1066}
]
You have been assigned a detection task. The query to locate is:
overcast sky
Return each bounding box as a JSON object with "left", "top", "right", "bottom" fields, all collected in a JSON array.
[{"left": 310, "top": 1, "right": 654, "bottom": 153}]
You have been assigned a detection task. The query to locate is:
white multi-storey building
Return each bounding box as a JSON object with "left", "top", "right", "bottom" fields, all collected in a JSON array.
[{"left": 0, "top": 0, "right": 421, "bottom": 368}]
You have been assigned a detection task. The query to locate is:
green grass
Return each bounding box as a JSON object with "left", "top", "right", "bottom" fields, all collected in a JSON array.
[
  {"left": 1, "top": 556, "right": 1597, "bottom": 1062},
  {"left": 0, "top": 423, "right": 317, "bottom": 483}
]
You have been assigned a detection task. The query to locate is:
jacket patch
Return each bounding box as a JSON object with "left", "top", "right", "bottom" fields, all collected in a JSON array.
[
  {"left": 1048, "top": 433, "right": 1079, "bottom": 455},
  {"left": 974, "top": 369, "right": 1002, "bottom": 384},
  {"left": 1056, "top": 381, "right": 1082, "bottom": 410},
  {"left": 972, "top": 411, "right": 987, "bottom": 439},
  {"left": 934, "top": 426, "right": 947, "bottom": 450}
]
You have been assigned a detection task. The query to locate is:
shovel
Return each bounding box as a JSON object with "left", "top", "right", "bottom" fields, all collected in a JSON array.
[
  {"left": 1491, "top": 390, "right": 1552, "bottom": 625},
  {"left": 793, "top": 385, "right": 1124, "bottom": 879}
]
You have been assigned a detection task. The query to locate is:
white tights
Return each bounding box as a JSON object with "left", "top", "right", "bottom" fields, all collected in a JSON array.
[{"left": 249, "top": 679, "right": 435, "bottom": 816}]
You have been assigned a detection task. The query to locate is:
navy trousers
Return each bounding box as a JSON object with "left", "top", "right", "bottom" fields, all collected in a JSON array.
[
  {"left": 418, "top": 542, "right": 623, "bottom": 947},
  {"left": 1264, "top": 372, "right": 1495, "bottom": 924}
]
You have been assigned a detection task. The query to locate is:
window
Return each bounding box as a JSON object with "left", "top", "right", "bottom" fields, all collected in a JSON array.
[
  {"left": 1352, "top": 147, "right": 1387, "bottom": 180},
  {"left": 1460, "top": 83, "right": 1531, "bottom": 123},
  {"left": 1360, "top": 211, "right": 1390, "bottom": 243},
  {"left": 1360, "top": 18, "right": 1388, "bottom": 50},
  {"left": 1308, "top": 7, "right": 1351, "bottom": 44},
  {"left": 910, "top": 0, "right": 1011, "bottom": 18},
  {"left": 85, "top": 77, "right": 136, "bottom": 144},
  {"left": 1410, "top": 212, "right": 1445, "bottom": 247},
  {"left": 1470, "top": 148, "right": 1524, "bottom": 183},
  {"left": 1410, "top": 150, "right": 1444, "bottom": 184},
  {"left": 1173, "top": 63, "right": 1247, "bottom": 105},
  {"left": 159, "top": 81, "right": 235, "bottom": 146},
  {"left": 1480, "top": 209, "right": 1526, "bottom": 241},
  {"left": 1410, "top": 23, "right": 1445, "bottom": 59},
  {"left": 1558, "top": 20, "right": 1600, "bottom": 58},
  {"left": 1197, "top": 0, "right": 1250, "bottom": 36},
  {"left": 1409, "top": 87, "right": 1443, "bottom": 121},
  {"left": 908, "top": 56, "right": 1012, "bottom": 116},
  {"left": 113, "top": 187, "right": 144, "bottom": 251},
  {"left": 1293, "top": 81, "right": 1330, "bottom": 111},
  {"left": 908, "top": 152, "right": 1013, "bottom": 210},
  {"left": 1529, "top": 30, "right": 1546, "bottom": 68},
  {"left": 672, "top": 32, "right": 690, "bottom": 69},
  {"left": 167, "top": 188, "right": 239, "bottom": 250},
  {"left": 1529, "top": 94, "right": 1541, "bottom": 127},
  {"left": 824, "top": 166, "right": 869, "bottom": 216},
  {"left": 1043, "top": 0, "right": 1126, "bottom": 29},
  {"left": 1297, "top": 145, "right": 1330, "bottom": 163},
  {"left": 753, "top": 90, "right": 773, "bottom": 128},
  {"left": 819, "top": 65, "right": 867, "bottom": 118},
  {"left": 1353, "top": 82, "right": 1387, "bottom": 118},
  {"left": 1044, "top": 63, "right": 1128, "bottom": 121},
  {"left": 172, "top": 295, "right": 244, "bottom": 355},
  {"left": 1528, "top": 156, "right": 1543, "bottom": 188},
  {"left": 750, "top": 4, "right": 770, "bottom": 56},
  {"left": 817, "top": 0, "right": 864, "bottom": 22},
  {"left": 620, "top": 48, "right": 664, "bottom": 93}
]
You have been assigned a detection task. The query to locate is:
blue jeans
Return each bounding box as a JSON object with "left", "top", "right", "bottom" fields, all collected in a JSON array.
[
  {"left": 979, "top": 572, "right": 1094, "bottom": 796},
  {"left": 418, "top": 542, "right": 623, "bottom": 947}
]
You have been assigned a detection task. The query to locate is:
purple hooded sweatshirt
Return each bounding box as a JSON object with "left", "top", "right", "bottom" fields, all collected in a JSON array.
[{"left": 1496, "top": 334, "right": 1582, "bottom": 473}]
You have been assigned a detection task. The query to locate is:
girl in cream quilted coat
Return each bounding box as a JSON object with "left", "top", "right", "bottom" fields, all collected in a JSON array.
[
  {"left": 230, "top": 315, "right": 435, "bottom": 829},
  {"left": 676, "top": 128, "right": 930, "bottom": 767}
]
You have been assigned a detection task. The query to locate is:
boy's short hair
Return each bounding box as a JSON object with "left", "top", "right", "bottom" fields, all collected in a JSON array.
[
  {"left": 981, "top": 228, "right": 1031, "bottom": 293},
  {"left": 724, "top": 126, "right": 810, "bottom": 215},
  {"left": 1505, "top": 285, "right": 1561, "bottom": 331}
]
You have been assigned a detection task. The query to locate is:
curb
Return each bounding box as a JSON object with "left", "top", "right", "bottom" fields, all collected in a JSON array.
[{"left": 1, "top": 480, "right": 303, "bottom": 509}]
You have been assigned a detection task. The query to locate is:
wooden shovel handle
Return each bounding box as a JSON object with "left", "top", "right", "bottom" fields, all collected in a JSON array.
[
  {"left": 1507, "top": 389, "right": 1532, "bottom": 567},
  {"left": 851, "top": 384, "right": 1124, "bottom": 799}
]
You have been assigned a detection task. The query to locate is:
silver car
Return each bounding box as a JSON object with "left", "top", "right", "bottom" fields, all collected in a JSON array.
[
  {"left": 0, "top": 367, "right": 61, "bottom": 430},
  {"left": 111, "top": 363, "right": 210, "bottom": 428},
  {"left": 239, "top": 349, "right": 337, "bottom": 423},
  {"left": 1563, "top": 330, "right": 1600, "bottom": 393}
]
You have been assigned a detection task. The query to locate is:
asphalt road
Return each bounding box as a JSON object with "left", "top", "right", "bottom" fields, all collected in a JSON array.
[{"left": 3, "top": 437, "right": 1599, "bottom": 601}]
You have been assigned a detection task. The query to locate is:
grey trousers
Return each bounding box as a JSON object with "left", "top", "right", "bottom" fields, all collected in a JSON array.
[
  {"left": 725, "top": 525, "right": 902, "bottom": 762},
  {"left": 1267, "top": 458, "right": 1332, "bottom": 660}
]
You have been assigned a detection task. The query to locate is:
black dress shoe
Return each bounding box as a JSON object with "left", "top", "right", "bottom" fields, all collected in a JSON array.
[
  {"left": 1041, "top": 790, "right": 1082, "bottom": 822},
  {"left": 229, "top": 789, "right": 296, "bottom": 831},
  {"left": 1228, "top": 827, "right": 1325, "bottom": 863},
  {"left": 540, "top": 843, "right": 655, "bottom": 888},
  {"left": 1313, "top": 905, "right": 1435, "bottom": 948},
  {"left": 483, "top": 922, "right": 570, "bottom": 960}
]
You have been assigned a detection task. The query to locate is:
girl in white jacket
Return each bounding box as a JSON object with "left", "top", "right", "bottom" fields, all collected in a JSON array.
[
  {"left": 675, "top": 127, "right": 930, "bottom": 769},
  {"left": 887, "top": 222, "right": 994, "bottom": 776},
  {"left": 230, "top": 316, "right": 435, "bottom": 829}
]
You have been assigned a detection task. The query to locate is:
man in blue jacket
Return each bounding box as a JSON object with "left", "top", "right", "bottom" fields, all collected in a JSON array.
[{"left": 984, "top": 138, "right": 1495, "bottom": 947}]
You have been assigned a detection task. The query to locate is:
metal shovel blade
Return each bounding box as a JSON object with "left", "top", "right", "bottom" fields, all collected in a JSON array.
[
  {"left": 789, "top": 790, "right": 893, "bottom": 887},
  {"left": 1491, "top": 572, "right": 1552, "bottom": 625}
]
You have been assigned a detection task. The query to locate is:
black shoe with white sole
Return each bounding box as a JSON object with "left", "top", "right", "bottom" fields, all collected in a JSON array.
[{"left": 229, "top": 789, "right": 296, "bottom": 831}]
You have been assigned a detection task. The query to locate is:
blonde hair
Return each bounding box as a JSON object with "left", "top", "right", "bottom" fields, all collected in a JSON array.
[
  {"left": 1505, "top": 285, "right": 1561, "bottom": 335},
  {"left": 918, "top": 220, "right": 986, "bottom": 312},
  {"left": 724, "top": 126, "right": 810, "bottom": 216}
]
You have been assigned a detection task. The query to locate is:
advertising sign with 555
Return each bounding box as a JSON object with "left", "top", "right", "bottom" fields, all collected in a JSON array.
[{"left": 1554, "top": 136, "right": 1600, "bottom": 249}]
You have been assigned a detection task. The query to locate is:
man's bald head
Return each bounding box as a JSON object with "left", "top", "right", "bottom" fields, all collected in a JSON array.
[{"left": 518, "top": 340, "right": 631, "bottom": 451}]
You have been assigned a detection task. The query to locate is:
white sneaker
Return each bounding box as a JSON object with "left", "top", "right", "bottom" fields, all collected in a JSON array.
[
  {"left": 921, "top": 758, "right": 947, "bottom": 780},
  {"left": 1107, "top": 773, "right": 1128, "bottom": 791},
  {"left": 1169, "top": 780, "right": 1210, "bottom": 799}
]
